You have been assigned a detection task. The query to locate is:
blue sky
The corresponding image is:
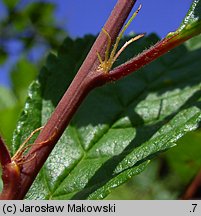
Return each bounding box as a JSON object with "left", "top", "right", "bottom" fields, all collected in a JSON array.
[
  {"left": 62, "top": 0, "right": 192, "bottom": 38},
  {"left": 0, "top": 0, "right": 193, "bottom": 87}
]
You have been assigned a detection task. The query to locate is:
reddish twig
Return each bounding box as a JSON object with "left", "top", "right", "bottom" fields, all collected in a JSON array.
[
  {"left": 0, "top": 136, "right": 11, "bottom": 166},
  {"left": 182, "top": 169, "right": 201, "bottom": 199},
  {"left": 0, "top": 136, "right": 21, "bottom": 200},
  {"left": 105, "top": 33, "right": 194, "bottom": 82}
]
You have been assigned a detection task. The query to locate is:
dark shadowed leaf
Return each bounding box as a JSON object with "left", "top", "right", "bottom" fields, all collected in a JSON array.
[{"left": 10, "top": 31, "right": 201, "bottom": 199}]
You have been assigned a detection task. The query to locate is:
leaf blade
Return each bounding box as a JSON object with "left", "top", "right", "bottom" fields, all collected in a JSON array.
[{"left": 10, "top": 32, "right": 201, "bottom": 199}]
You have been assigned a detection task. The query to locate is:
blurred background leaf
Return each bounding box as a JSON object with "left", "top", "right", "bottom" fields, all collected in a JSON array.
[{"left": 0, "top": 0, "right": 66, "bottom": 144}]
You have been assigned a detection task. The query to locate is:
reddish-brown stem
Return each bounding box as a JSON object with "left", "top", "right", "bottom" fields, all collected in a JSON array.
[
  {"left": 3, "top": 0, "right": 137, "bottom": 200},
  {"left": 0, "top": 161, "right": 21, "bottom": 200},
  {"left": 182, "top": 169, "right": 201, "bottom": 199},
  {"left": 0, "top": 136, "right": 11, "bottom": 166},
  {"left": 0, "top": 137, "right": 20, "bottom": 200},
  {"left": 106, "top": 33, "right": 191, "bottom": 82}
]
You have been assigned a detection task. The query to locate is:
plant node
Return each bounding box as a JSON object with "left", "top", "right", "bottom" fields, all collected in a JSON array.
[
  {"left": 12, "top": 127, "right": 44, "bottom": 167},
  {"left": 97, "top": 4, "right": 144, "bottom": 73},
  {"left": 12, "top": 126, "right": 44, "bottom": 161}
]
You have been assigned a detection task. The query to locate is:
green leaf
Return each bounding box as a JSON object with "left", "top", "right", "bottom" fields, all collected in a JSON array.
[
  {"left": 25, "top": 2, "right": 55, "bottom": 26},
  {"left": 168, "top": 0, "right": 201, "bottom": 39},
  {"left": 107, "top": 129, "right": 201, "bottom": 199},
  {"left": 0, "top": 87, "right": 16, "bottom": 110},
  {"left": 10, "top": 58, "right": 38, "bottom": 104},
  {"left": 3, "top": 0, "right": 19, "bottom": 10},
  {"left": 167, "top": 130, "right": 201, "bottom": 185},
  {"left": 0, "top": 87, "right": 21, "bottom": 146},
  {"left": 185, "top": 34, "right": 201, "bottom": 51},
  {"left": 0, "top": 59, "right": 38, "bottom": 147},
  {"left": 11, "top": 32, "right": 201, "bottom": 199},
  {"left": 178, "top": 0, "right": 201, "bottom": 31},
  {"left": 0, "top": 106, "right": 21, "bottom": 147},
  {"left": 0, "top": 48, "right": 7, "bottom": 64},
  {"left": 106, "top": 159, "right": 178, "bottom": 200}
]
